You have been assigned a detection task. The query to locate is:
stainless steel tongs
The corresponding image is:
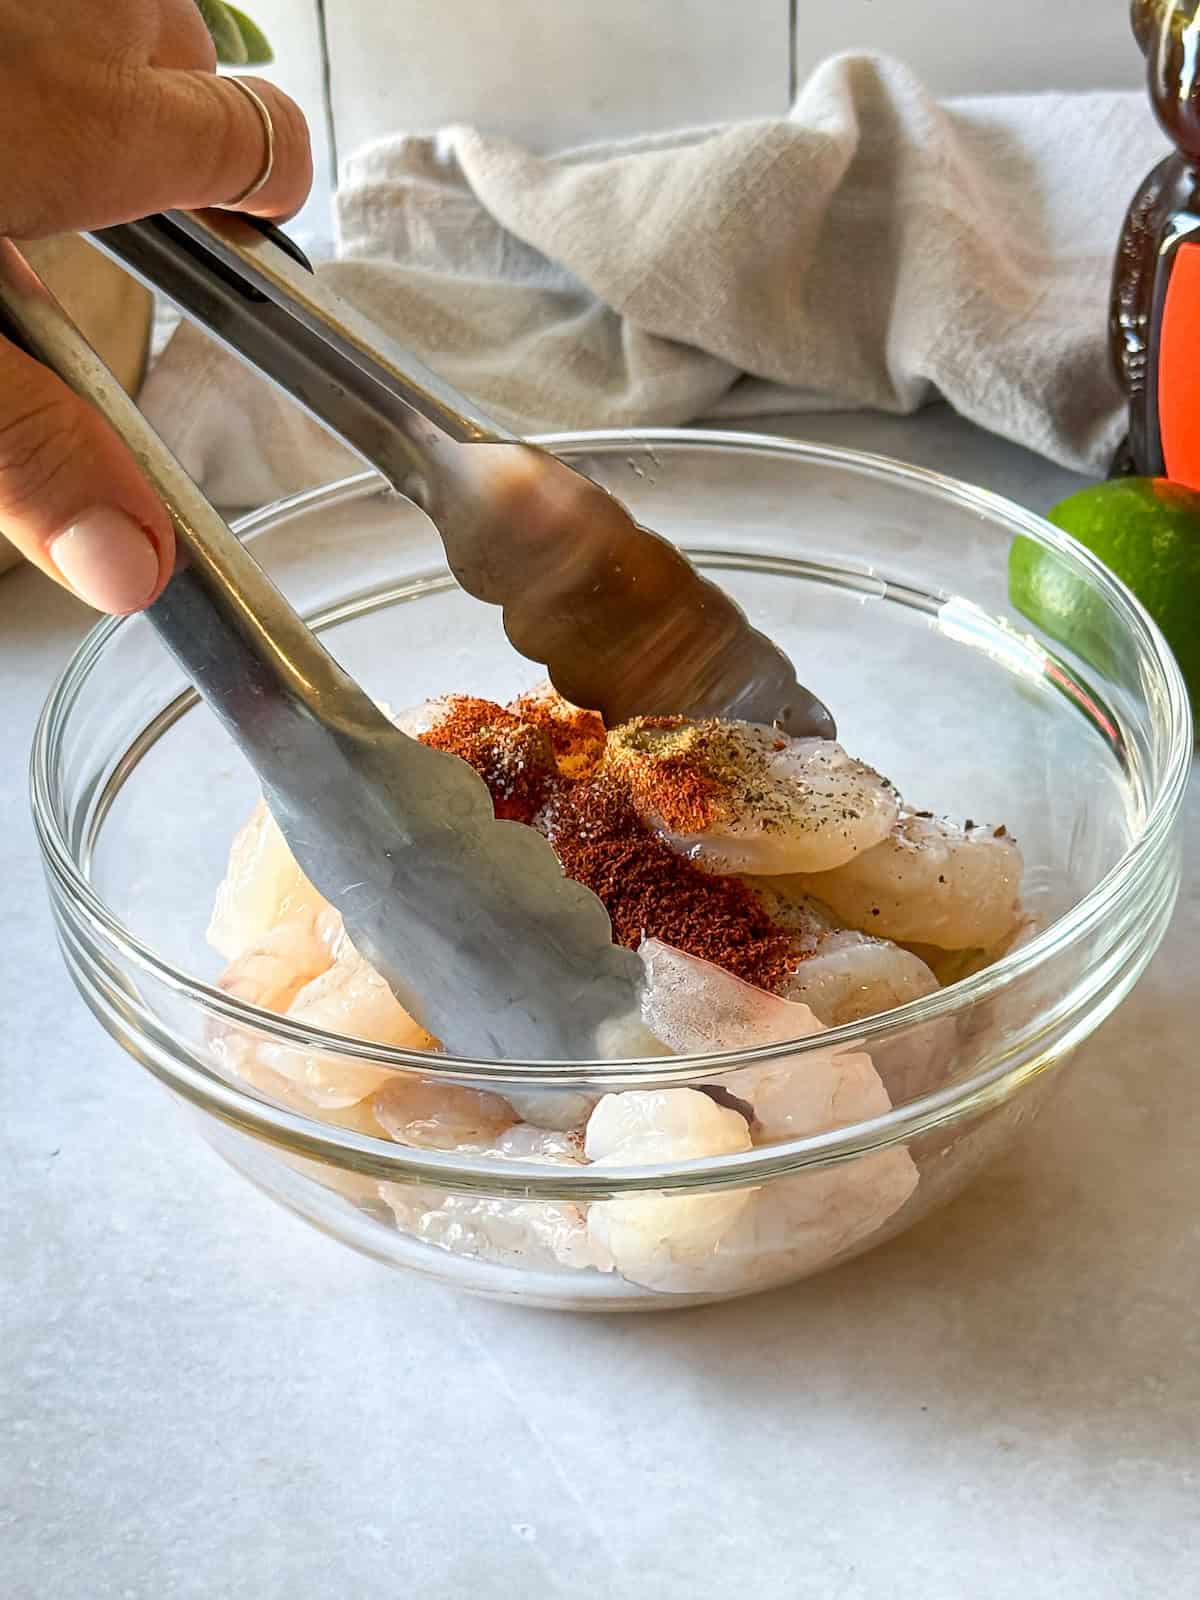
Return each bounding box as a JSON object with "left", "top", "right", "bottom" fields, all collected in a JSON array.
[
  {"left": 1, "top": 214, "right": 831, "bottom": 1061},
  {"left": 89, "top": 212, "right": 835, "bottom": 739}
]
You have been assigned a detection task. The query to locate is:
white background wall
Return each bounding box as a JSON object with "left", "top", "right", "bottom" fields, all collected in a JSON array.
[
  {"left": 324, "top": 0, "right": 791, "bottom": 156},
  {"left": 245, "top": 0, "right": 1145, "bottom": 252},
  {"left": 792, "top": 0, "right": 1140, "bottom": 97}
]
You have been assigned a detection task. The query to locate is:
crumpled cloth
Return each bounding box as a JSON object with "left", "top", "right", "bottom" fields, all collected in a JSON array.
[{"left": 141, "top": 52, "right": 1167, "bottom": 509}]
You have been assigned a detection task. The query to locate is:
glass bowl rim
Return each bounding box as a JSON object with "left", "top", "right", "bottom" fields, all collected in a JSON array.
[{"left": 31, "top": 429, "right": 1192, "bottom": 1186}]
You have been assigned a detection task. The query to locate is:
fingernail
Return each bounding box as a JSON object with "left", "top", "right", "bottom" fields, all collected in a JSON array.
[{"left": 49, "top": 509, "right": 161, "bottom": 613}]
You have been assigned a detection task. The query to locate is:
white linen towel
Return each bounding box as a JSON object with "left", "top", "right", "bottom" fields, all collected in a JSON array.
[{"left": 140, "top": 52, "right": 1167, "bottom": 510}]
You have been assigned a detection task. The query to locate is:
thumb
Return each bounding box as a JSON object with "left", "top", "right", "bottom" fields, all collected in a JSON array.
[{"left": 0, "top": 334, "right": 173, "bottom": 613}]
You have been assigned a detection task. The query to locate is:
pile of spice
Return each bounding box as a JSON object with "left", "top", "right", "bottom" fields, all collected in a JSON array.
[
  {"left": 416, "top": 693, "right": 811, "bottom": 992},
  {"left": 417, "top": 697, "right": 557, "bottom": 823},
  {"left": 601, "top": 716, "right": 734, "bottom": 834},
  {"left": 509, "top": 686, "right": 608, "bottom": 780}
]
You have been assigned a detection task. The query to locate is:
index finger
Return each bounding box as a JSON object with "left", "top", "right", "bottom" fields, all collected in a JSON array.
[
  {"left": 153, "top": 70, "right": 314, "bottom": 222},
  {"left": 27, "top": 68, "right": 314, "bottom": 235}
]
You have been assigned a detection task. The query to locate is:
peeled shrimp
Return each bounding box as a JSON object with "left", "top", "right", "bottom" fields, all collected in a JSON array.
[
  {"left": 499, "top": 1087, "right": 600, "bottom": 1131},
  {"left": 741, "top": 878, "right": 840, "bottom": 955},
  {"left": 208, "top": 798, "right": 326, "bottom": 962},
  {"left": 742, "top": 878, "right": 941, "bottom": 1023},
  {"left": 216, "top": 901, "right": 343, "bottom": 1015},
  {"left": 379, "top": 1120, "right": 610, "bottom": 1274},
  {"left": 790, "top": 811, "right": 1023, "bottom": 950},
  {"left": 905, "top": 911, "right": 1038, "bottom": 987},
  {"left": 254, "top": 932, "right": 438, "bottom": 1110},
  {"left": 617, "top": 942, "right": 920, "bottom": 1293},
  {"left": 638, "top": 939, "right": 887, "bottom": 1141},
  {"left": 373, "top": 1076, "right": 517, "bottom": 1151},
  {"left": 639, "top": 935, "right": 930, "bottom": 1156},
  {"left": 605, "top": 720, "right": 899, "bottom": 875},
  {"left": 209, "top": 800, "right": 423, "bottom": 1111},
  {"left": 742, "top": 880, "right": 957, "bottom": 1102},
  {"left": 212, "top": 693, "right": 413, "bottom": 964},
  {"left": 584, "top": 1089, "right": 755, "bottom": 1289},
  {"left": 782, "top": 930, "right": 940, "bottom": 1024},
  {"left": 643, "top": 925, "right": 951, "bottom": 1114},
  {"left": 786, "top": 931, "right": 958, "bottom": 1105},
  {"left": 625, "top": 1149, "right": 922, "bottom": 1298},
  {"left": 210, "top": 899, "right": 341, "bottom": 1104},
  {"left": 901, "top": 942, "right": 992, "bottom": 988}
]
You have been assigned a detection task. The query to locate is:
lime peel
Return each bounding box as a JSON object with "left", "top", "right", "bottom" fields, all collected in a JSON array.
[{"left": 1009, "top": 477, "right": 1200, "bottom": 716}]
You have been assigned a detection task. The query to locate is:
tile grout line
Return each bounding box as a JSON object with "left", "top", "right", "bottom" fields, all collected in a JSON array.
[
  {"left": 314, "top": 0, "right": 340, "bottom": 200},
  {"left": 788, "top": 0, "right": 798, "bottom": 107}
]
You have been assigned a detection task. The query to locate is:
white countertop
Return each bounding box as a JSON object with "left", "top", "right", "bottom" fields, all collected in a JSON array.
[{"left": 3, "top": 407, "right": 1196, "bottom": 1600}]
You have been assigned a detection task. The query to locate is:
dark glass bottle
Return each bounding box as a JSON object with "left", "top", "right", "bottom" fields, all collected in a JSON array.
[{"left": 1111, "top": 1, "right": 1200, "bottom": 488}]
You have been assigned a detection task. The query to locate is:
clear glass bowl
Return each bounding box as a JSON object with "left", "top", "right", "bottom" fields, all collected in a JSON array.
[{"left": 32, "top": 431, "right": 1191, "bottom": 1311}]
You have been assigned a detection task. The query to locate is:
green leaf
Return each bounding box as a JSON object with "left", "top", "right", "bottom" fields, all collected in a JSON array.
[
  {"left": 197, "top": 0, "right": 248, "bottom": 66},
  {"left": 226, "top": 4, "right": 274, "bottom": 65}
]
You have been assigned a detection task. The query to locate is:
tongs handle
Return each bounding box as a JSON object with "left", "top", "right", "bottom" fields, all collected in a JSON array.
[
  {"left": 0, "top": 238, "right": 391, "bottom": 782},
  {"left": 1, "top": 236, "right": 651, "bottom": 1057},
  {"left": 88, "top": 210, "right": 513, "bottom": 504}
]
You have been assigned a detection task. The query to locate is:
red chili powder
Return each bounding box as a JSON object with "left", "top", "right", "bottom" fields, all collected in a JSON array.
[
  {"left": 419, "top": 694, "right": 802, "bottom": 992},
  {"left": 418, "top": 697, "right": 556, "bottom": 823},
  {"left": 508, "top": 690, "right": 607, "bottom": 779},
  {"left": 541, "top": 775, "right": 796, "bottom": 990}
]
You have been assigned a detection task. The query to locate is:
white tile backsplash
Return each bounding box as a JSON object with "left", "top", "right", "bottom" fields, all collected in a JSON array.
[
  {"left": 793, "top": 0, "right": 1142, "bottom": 97},
  {"left": 232, "top": 0, "right": 1146, "bottom": 240},
  {"left": 323, "top": 0, "right": 791, "bottom": 156}
]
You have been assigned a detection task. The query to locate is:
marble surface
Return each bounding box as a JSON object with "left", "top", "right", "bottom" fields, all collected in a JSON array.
[{"left": 2, "top": 407, "right": 1196, "bottom": 1599}]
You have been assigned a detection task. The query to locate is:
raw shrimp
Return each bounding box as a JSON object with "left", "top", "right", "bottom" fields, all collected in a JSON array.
[
  {"left": 372, "top": 1076, "right": 517, "bottom": 1151},
  {"left": 490, "top": 1123, "right": 586, "bottom": 1162},
  {"left": 210, "top": 899, "right": 342, "bottom": 1105},
  {"left": 499, "top": 1087, "right": 600, "bottom": 1131},
  {"left": 783, "top": 930, "right": 940, "bottom": 1024},
  {"left": 790, "top": 812, "right": 1023, "bottom": 950},
  {"left": 783, "top": 931, "right": 957, "bottom": 1105},
  {"left": 213, "top": 1037, "right": 396, "bottom": 1209},
  {"left": 209, "top": 794, "right": 430, "bottom": 1111},
  {"left": 604, "top": 719, "right": 899, "bottom": 875},
  {"left": 211, "top": 691, "right": 416, "bottom": 961},
  {"left": 623, "top": 1151, "right": 921, "bottom": 1298},
  {"left": 902, "top": 942, "right": 993, "bottom": 988},
  {"left": 269, "top": 1054, "right": 393, "bottom": 1157},
  {"left": 741, "top": 878, "right": 840, "bottom": 956},
  {"left": 746, "top": 879, "right": 960, "bottom": 1106},
  {"left": 216, "top": 901, "right": 343, "bottom": 1015},
  {"left": 208, "top": 798, "right": 326, "bottom": 962},
  {"left": 583, "top": 1088, "right": 755, "bottom": 1289},
  {"left": 610, "top": 941, "right": 920, "bottom": 1293},
  {"left": 379, "top": 1120, "right": 610, "bottom": 1274},
  {"left": 745, "top": 878, "right": 942, "bottom": 1023},
  {"left": 747, "top": 875, "right": 1002, "bottom": 1101},
  {"left": 638, "top": 939, "right": 920, "bottom": 1143},
  {"left": 253, "top": 932, "right": 438, "bottom": 1110}
]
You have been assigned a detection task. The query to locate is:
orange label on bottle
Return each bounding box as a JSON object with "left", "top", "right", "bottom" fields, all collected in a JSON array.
[{"left": 1159, "top": 239, "right": 1200, "bottom": 492}]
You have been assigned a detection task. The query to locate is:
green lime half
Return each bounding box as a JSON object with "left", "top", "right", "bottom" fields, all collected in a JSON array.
[{"left": 1009, "top": 477, "right": 1200, "bottom": 711}]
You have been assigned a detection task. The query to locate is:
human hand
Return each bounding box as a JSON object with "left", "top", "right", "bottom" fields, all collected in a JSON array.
[{"left": 0, "top": 0, "right": 312, "bottom": 611}]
